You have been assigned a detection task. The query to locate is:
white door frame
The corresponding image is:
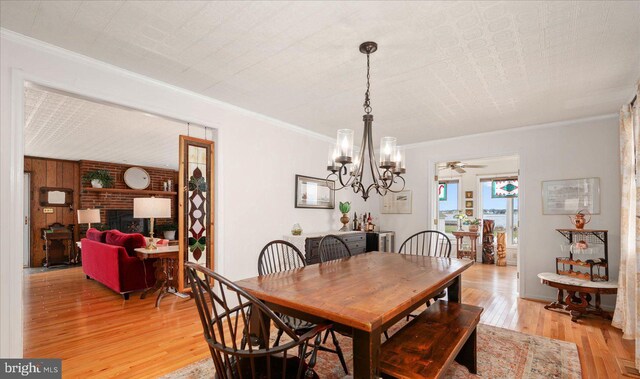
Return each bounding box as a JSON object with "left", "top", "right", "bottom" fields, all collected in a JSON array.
[
  {"left": 427, "top": 152, "right": 525, "bottom": 294},
  {"left": 23, "top": 172, "right": 30, "bottom": 268},
  {"left": 1, "top": 68, "right": 224, "bottom": 358}
]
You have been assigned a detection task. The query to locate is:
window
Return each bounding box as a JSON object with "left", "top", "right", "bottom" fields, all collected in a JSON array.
[
  {"left": 481, "top": 178, "right": 518, "bottom": 245},
  {"left": 438, "top": 180, "right": 459, "bottom": 236}
]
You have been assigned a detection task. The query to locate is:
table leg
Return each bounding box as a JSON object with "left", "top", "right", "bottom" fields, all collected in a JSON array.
[
  {"left": 141, "top": 258, "right": 166, "bottom": 300},
  {"left": 248, "top": 306, "right": 271, "bottom": 348},
  {"left": 448, "top": 275, "right": 461, "bottom": 303},
  {"left": 544, "top": 288, "right": 565, "bottom": 311},
  {"left": 353, "top": 327, "right": 381, "bottom": 379}
]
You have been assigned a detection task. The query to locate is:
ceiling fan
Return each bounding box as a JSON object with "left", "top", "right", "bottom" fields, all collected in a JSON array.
[{"left": 441, "top": 161, "right": 488, "bottom": 174}]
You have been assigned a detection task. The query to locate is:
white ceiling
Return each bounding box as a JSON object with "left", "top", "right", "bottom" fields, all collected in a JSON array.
[
  {"left": 3, "top": 1, "right": 640, "bottom": 143},
  {"left": 24, "top": 85, "right": 195, "bottom": 169}
]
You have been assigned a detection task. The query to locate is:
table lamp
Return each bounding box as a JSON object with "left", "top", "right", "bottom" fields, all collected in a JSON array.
[
  {"left": 133, "top": 197, "right": 171, "bottom": 250},
  {"left": 77, "top": 208, "right": 101, "bottom": 229}
]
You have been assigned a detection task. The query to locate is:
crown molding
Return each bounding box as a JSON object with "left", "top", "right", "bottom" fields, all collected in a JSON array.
[
  {"left": 401, "top": 113, "right": 618, "bottom": 150},
  {"left": 0, "top": 28, "right": 334, "bottom": 144}
]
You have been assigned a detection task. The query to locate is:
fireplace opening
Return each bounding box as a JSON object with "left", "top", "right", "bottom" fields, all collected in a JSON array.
[{"left": 106, "top": 209, "right": 149, "bottom": 235}]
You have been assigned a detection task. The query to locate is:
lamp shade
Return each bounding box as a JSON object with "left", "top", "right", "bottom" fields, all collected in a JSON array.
[
  {"left": 133, "top": 197, "right": 171, "bottom": 219},
  {"left": 77, "top": 209, "right": 101, "bottom": 224}
]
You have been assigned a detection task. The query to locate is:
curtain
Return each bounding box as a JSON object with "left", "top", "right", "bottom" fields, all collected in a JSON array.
[{"left": 612, "top": 82, "right": 639, "bottom": 369}]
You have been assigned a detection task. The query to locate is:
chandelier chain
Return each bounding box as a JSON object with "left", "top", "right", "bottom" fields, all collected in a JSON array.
[{"left": 363, "top": 52, "right": 372, "bottom": 114}]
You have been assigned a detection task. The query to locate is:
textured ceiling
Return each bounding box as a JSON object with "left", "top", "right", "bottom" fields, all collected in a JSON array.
[
  {"left": 3, "top": 1, "right": 640, "bottom": 143},
  {"left": 24, "top": 85, "right": 192, "bottom": 169}
]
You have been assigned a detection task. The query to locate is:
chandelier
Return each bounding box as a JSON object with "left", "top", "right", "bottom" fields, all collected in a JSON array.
[{"left": 326, "top": 41, "right": 406, "bottom": 201}]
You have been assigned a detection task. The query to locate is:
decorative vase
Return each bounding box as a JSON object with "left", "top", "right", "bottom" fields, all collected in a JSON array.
[
  {"left": 291, "top": 223, "right": 302, "bottom": 236},
  {"left": 469, "top": 225, "right": 479, "bottom": 233},
  {"left": 163, "top": 230, "right": 176, "bottom": 240},
  {"left": 339, "top": 213, "right": 350, "bottom": 231},
  {"left": 91, "top": 179, "right": 103, "bottom": 188}
]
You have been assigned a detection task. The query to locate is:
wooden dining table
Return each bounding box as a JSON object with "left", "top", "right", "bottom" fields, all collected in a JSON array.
[{"left": 235, "top": 251, "right": 474, "bottom": 379}]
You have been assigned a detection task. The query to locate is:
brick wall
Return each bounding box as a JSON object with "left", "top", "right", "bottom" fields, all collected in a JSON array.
[{"left": 79, "top": 160, "right": 178, "bottom": 231}]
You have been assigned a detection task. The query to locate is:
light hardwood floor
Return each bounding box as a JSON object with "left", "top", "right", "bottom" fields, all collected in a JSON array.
[{"left": 24, "top": 264, "right": 632, "bottom": 378}]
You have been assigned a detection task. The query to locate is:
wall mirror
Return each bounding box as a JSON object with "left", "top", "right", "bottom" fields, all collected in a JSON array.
[{"left": 123, "top": 166, "right": 151, "bottom": 190}]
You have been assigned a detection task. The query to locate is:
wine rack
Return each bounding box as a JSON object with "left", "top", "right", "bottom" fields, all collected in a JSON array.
[{"left": 555, "top": 229, "right": 608, "bottom": 282}]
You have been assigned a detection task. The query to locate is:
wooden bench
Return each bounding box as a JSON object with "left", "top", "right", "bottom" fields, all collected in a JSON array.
[{"left": 380, "top": 301, "right": 483, "bottom": 378}]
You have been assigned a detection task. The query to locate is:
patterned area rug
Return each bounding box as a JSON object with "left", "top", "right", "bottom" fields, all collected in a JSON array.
[{"left": 162, "top": 324, "right": 581, "bottom": 378}]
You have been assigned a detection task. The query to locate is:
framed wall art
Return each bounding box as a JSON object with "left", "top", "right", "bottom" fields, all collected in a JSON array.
[
  {"left": 295, "top": 175, "right": 335, "bottom": 209},
  {"left": 465, "top": 200, "right": 473, "bottom": 208},
  {"left": 381, "top": 190, "right": 413, "bottom": 214},
  {"left": 542, "top": 177, "right": 600, "bottom": 215},
  {"left": 465, "top": 209, "right": 474, "bottom": 217},
  {"left": 465, "top": 191, "right": 473, "bottom": 199}
]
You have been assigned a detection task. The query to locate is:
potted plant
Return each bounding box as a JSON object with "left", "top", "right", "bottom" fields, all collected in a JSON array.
[
  {"left": 339, "top": 201, "right": 351, "bottom": 231},
  {"left": 82, "top": 169, "right": 114, "bottom": 188},
  {"left": 465, "top": 217, "right": 481, "bottom": 232},
  {"left": 156, "top": 223, "right": 178, "bottom": 240}
]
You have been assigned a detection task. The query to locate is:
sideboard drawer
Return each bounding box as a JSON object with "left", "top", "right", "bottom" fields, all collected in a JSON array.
[{"left": 342, "top": 233, "right": 365, "bottom": 244}]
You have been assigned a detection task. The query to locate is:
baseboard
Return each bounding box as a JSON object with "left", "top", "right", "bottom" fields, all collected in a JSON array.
[{"left": 617, "top": 358, "right": 640, "bottom": 378}]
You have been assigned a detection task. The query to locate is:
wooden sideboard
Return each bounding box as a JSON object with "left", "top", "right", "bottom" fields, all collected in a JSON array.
[{"left": 284, "top": 231, "right": 367, "bottom": 265}]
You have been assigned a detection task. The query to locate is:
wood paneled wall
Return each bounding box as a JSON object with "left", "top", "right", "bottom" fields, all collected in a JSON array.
[
  {"left": 24, "top": 157, "right": 178, "bottom": 267},
  {"left": 24, "top": 156, "right": 80, "bottom": 267}
]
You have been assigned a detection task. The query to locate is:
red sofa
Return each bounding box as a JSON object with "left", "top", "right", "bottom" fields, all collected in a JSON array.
[{"left": 81, "top": 229, "right": 156, "bottom": 300}]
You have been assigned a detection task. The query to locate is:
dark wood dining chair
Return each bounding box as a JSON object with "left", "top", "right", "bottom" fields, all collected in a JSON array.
[
  {"left": 258, "top": 240, "right": 306, "bottom": 276},
  {"left": 318, "top": 235, "right": 352, "bottom": 263},
  {"left": 398, "top": 230, "right": 452, "bottom": 257},
  {"left": 257, "top": 240, "right": 349, "bottom": 375},
  {"left": 186, "top": 262, "right": 328, "bottom": 379},
  {"left": 398, "top": 230, "right": 453, "bottom": 320}
]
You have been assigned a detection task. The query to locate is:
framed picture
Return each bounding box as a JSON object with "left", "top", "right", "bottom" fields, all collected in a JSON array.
[
  {"left": 542, "top": 177, "right": 600, "bottom": 215},
  {"left": 465, "top": 209, "right": 473, "bottom": 217},
  {"left": 381, "top": 190, "right": 412, "bottom": 214},
  {"left": 465, "top": 191, "right": 473, "bottom": 199},
  {"left": 295, "top": 175, "right": 335, "bottom": 209},
  {"left": 465, "top": 200, "right": 473, "bottom": 208}
]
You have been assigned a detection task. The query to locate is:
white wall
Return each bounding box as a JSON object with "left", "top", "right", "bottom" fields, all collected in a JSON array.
[
  {"left": 380, "top": 115, "right": 620, "bottom": 305},
  {"left": 0, "top": 31, "right": 375, "bottom": 357}
]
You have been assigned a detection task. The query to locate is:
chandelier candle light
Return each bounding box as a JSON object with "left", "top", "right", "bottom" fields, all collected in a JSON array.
[{"left": 326, "top": 41, "right": 406, "bottom": 201}]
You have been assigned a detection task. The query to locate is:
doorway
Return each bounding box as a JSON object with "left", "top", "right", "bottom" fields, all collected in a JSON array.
[{"left": 435, "top": 155, "right": 520, "bottom": 270}]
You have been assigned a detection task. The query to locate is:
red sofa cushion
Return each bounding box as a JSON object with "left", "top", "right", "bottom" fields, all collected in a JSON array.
[
  {"left": 86, "top": 228, "right": 106, "bottom": 242},
  {"left": 105, "top": 230, "right": 147, "bottom": 257}
]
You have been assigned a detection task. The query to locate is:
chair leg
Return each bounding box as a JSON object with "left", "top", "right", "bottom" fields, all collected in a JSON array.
[
  {"left": 273, "top": 328, "right": 284, "bottom": 347},
  {"left": 322, "top": 329, "right": 331, "bottom": 344},
  {"left": 329, "top": 329, "right": 349, "bottom": 375},
  {"left": 305, "top": 333, "right": 323, "bottom": 378},
  {"left": 384, "top": 331, "right": 389, "bottom": 340},
  {"left": 122, "top": 293, "right": 130, "bottom": 300}
]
